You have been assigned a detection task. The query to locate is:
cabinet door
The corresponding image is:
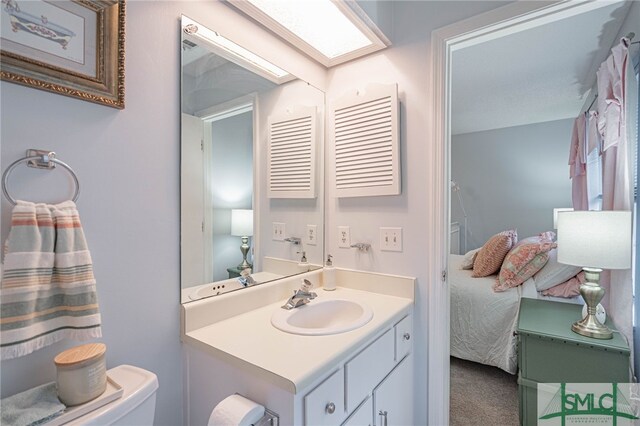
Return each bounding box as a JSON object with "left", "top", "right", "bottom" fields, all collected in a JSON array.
[
  {"left": 342, "top": 396, "right": 373, "bottom": 426},
  {"left": 345, "top": 329, "right": 395, "bottom": 412},
  {"left": 373, "top": 356, "right": 413, "bottom": 426}
]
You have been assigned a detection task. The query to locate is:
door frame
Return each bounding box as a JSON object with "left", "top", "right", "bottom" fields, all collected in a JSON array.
[
  {"left": 428, "top": 1, "right": 624, "bottom": 423},
  {"left": 198, "top": 94, "right": 257, "bottom": 279}
]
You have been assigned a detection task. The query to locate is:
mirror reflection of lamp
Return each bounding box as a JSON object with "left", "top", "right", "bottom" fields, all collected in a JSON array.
[
  {"left": 557, "top": 210, "right": 632, "bottom": 339},
  {"left": 231, "top": 209, "right": 254, "bottom": 270}
]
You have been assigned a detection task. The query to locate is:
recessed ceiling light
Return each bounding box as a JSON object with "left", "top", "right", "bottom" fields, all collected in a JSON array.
[
  {"left": 229, "top": 0, "right": 390, "bottom": 67},
  {"left": 182, "top": 15, "right": 291, "bottom": 84}
]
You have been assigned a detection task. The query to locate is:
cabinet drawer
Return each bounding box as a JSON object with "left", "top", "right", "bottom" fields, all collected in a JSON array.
[
  {"left": 394, "top": 315, "right": 412, "bottom": 361},
  {"left": 345, "top": 329, "right": 395, "bottom": 412},
  {"left": 519, "top": 335, "right": 630, "bottom": 383},
  {"left": 305, "top": 369, "right": 346, "bottom": 426},
  {"left": 342, "top": 396, "right": 372, "bottom": 426}
]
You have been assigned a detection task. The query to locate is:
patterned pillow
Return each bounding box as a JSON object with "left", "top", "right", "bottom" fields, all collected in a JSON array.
[
  {"left": 472, "top": 230, "right": 517, "bottom": 278},
  {"left": 514, "top": 231, "right": 556, "bottom": 248},
  {"left": 494, "top": 241, "right": 556, "bottom": 292}
]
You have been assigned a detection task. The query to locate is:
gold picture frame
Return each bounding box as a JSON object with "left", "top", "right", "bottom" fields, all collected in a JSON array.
[{"left": 0, "top": 0, "right": 125, "bottom": 109}]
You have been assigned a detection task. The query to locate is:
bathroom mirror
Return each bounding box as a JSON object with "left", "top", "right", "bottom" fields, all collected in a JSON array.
[{"left": 180, "top": 16, "right": 325, "bottom": 303}]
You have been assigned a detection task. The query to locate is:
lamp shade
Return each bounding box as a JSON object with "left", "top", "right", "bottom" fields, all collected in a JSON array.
[
  {"left": 557, "top": 210, "right": 632, "bottom": 269},
  {"left": 231, "top": 209, "right": 253, "bottom": 237},
  {"left": 553, "top": 207, "right": 573, "bottom": 229}
]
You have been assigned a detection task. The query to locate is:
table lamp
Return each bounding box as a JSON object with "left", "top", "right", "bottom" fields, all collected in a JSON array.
[
  {"left": 231, "top": 209, "right": 253, "bottom": 270},
  {"left": 557, "top": 210, "right": 632, "bottom": 339},
  {"left": 553, "top": 207, "right": 573, "bottom": 229}
]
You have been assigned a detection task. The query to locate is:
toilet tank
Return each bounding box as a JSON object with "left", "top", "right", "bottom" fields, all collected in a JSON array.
[{"left": 65, "top": 365, "right": 158, "bottom": 425}]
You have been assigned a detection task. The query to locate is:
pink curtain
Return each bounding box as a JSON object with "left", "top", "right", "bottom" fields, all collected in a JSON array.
[{"left": 597, "top": 37, "right": 636, "bottom": 350}]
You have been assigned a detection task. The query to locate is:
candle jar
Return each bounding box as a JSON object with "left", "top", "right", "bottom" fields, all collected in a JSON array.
[{"left": 54, "top": 343, "right": 107, "bottom": 406}]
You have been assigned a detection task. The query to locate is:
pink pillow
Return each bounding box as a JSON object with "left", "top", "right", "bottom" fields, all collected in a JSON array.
[
  {"left": 472, "top": 230, "right": 517, "bottom": 278},
  {"left": 514, "top": 231, "right": 555, "bottom": 248},
  {"left": 542, "top": 271, "right": 585, "bottom": 298},
  {"left": 494, "top": 241, "right": 556, "bottom": 292}
]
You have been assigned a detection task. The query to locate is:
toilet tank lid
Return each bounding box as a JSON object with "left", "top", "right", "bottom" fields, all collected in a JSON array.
[
  {"left": 108, "top": 364, "right": 159, "bottom": 401},
  {"left": 62, "top": 365, "right": 158, "bottom": 425}
]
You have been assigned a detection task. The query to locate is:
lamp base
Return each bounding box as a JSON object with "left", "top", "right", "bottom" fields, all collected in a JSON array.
[
  {"left": 571, "top": 267, "right": 612, "bottom": 340},
  {"left": 571, "top": 317, "right": 612, "bottom": 339},
  {"left": 237, "top": 236, "right": 252, "bottom": 271},
  {"left": 237, "top": 260, "right": 253, "bottom": 271}
]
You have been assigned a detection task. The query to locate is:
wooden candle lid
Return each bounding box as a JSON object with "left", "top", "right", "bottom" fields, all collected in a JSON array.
[{"left": 54, "top": 343, "right": 106, "bottom": 366}]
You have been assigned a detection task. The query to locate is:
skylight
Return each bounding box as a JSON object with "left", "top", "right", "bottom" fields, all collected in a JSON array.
[{"left": 229, "top": 0, "right": 389, "bottom": 67}]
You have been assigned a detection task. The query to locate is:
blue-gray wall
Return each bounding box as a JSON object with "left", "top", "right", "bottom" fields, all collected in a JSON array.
[{"left": 451, "top": 118, "right": 574, "bottom": 251}]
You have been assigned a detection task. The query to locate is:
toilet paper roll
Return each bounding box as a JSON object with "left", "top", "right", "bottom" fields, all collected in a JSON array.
[{"left": 208, "top": 394, "right": 265, "bottom": 426}]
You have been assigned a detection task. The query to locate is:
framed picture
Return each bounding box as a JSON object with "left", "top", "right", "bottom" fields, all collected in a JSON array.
[{"left": 0, "top": 0, "right": 125, "bottom": 109}]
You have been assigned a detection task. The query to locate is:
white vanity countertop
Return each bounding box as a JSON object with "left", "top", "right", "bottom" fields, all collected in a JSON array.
[{"left": 182, "top": 285, "right": 413, "bottom": 393}]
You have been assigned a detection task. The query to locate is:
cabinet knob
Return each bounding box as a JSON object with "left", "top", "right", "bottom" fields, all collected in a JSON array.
[
  {"left": 325, "top": 402, "right": 336, "bottom": 414},
  {"left": 403, "top": 332, "right": 411, "bottom": 341}
]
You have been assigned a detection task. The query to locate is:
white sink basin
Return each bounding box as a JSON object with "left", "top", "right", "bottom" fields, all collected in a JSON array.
[{"left": 271, "top": 299, "right": 373, "bottom": 336}]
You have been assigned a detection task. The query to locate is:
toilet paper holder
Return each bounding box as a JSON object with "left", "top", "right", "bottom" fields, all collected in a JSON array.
[
  {"left": 254, "top": 407, "right": 279, "bottom": 426},
  {"left": 231, "top": 393, "right": 278, "bottom": 426}
]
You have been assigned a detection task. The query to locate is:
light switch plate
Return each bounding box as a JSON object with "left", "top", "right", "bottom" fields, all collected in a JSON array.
[
  {"left": 306, "top": 225, "right": 317, "bottom": 246},
  {"left": 380, "top": 227, "right": 402, "bottom": 251},
  {"left": 273, "top": 222, "right": 285, "bottom": 241},
  {"left": 338, "top": 226, "right": 351, "bottom": 248}
]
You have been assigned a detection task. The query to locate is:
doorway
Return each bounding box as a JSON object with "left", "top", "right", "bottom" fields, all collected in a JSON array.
[{"left": 429, "top": 1, "right": 636, "bottom": 424}]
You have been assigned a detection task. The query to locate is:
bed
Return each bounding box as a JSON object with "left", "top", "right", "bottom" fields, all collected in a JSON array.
[{"left": 449, "top": 254, "right": 581, "bottom": 374}]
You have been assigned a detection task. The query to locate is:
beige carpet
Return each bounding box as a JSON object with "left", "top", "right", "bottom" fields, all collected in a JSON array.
[{"left": 450, "top": 357, "right": 519, "bottom": 426}]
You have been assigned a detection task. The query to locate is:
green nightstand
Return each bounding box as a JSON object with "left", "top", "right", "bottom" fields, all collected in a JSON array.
[
  {"left": 226, "top": 266, "right": 244, "bottom": 279},
  {"left": 517, "top": 298, "right": 630, "bottom": 425}
]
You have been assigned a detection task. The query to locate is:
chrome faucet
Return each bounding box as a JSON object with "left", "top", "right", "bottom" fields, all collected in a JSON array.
[
  {"left": 282, "top": 279, "right": 317, "bottom": 310},
  {"left": 284, "top": 237, "right": 302, "bottom": 245},
  {"left": 238, "top": 268, "right": 257, "bottom": 287},
  {"left": 350, "top": 242, "right": 371, "bottom": 252}
]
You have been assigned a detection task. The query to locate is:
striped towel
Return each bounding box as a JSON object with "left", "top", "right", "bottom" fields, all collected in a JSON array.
[{"left": 1, "top": 201, "right": 101, "bottom": 360}]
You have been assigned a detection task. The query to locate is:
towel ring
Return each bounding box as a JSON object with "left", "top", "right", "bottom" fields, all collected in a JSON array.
[{"left": 2, "top": 151, "right": 80, "bottom": 206}]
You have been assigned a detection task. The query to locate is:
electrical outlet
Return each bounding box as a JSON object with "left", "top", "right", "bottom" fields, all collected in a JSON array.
[
  {"left": 272, "top": 222, "right": 285, "bottom": 241},
  {"left": 306, "top": 225, "right": 317, "bottom": 246},
  {"left": 338, "top": 226, "right": 351, "bottom": 248},
  {"left": 380, "top": 227, "right": 402, "bottom": 252}
]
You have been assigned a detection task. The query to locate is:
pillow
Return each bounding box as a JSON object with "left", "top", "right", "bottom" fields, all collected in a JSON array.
[
  {"left": 542, "top": 271, "right": 585, "bottom": 298},
  {"left": 460, "top": 248, "right": 480, "bottom": 270},
  {"left": 532, "top": 249, "right": 582, "bottom": 291},
  {"left": 514, "top": 231, "right": 556, "bottom": 248},
  {"left": 494, "top": 240, "right": 556, "bottom": 292},
  {"left": 472, "top": 230, "right": 517, "bottom": 277}
]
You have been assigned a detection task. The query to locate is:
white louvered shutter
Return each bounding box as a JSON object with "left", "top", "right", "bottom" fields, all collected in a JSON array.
[
  {"left": 268, "top": 106, "right": 317, "bottom": 198},
  {"left": 331, "top": 83, "right": 400, "bottom": 197}
]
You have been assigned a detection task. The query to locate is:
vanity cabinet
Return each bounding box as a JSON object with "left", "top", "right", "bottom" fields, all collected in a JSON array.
[
  {"left": 303, "top": 314, "right": 413, "bottom": 426},
  {"left": 182, "top": 271, "right": 415, "bottom": 426}
]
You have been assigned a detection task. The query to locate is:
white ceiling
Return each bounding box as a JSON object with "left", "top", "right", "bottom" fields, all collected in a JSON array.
[{"left": 451, "top": 1, "right": 631, "bottom": 135}]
